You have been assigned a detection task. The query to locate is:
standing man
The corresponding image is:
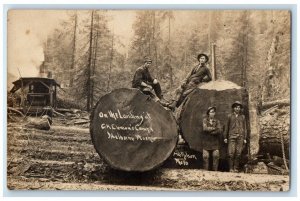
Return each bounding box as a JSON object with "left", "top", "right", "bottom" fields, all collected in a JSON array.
[
  {"left": 168, "top": 53, "right": 212, "bottom": 110},
  {"left": 132, "top": 57, "right": 168, "bottom": 105},
  {"left": 224, "top": 101, "right": 247, "bottom": 172},
  {"left": 202, "top": 106, "right": 223, "bottom": 171}
]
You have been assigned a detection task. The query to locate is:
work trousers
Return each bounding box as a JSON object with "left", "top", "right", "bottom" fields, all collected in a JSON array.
[
  {"left": 203, "top": 149, "right": 219, "bottom": 171},
  {"left": 141, "top": 82, "right": 163, "bottom": 100},
  {"left": 227, "top": 136, "right": 244, "bottom": 171},
  {"left": 174, "top": 82, "right": 198, "bottom": 107}
]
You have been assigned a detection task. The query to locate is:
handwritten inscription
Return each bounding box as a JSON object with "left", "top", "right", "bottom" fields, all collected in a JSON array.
[
  {"left": 99, "top": 110, "right": 155, "bottom": 142},
  {"left": 174, "top": 158, "right": 189, "bottom": 166},
  {"left": 101, "top": 123, "right": 153, "bottom": 133},
  {"left": 173, "top": 151, "right": 198, "bottom": 166},
  {"left": 107, "top": 131, "right": 157, "bottom": 143},
  {"left": 173, "top": 151, "right": 197, "bottom": 160},
  {"left": 99, "top": 109, "right": 152, "bottom": 125}
]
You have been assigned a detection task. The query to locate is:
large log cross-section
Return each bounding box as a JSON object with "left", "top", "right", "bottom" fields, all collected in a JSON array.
[{"left": 90, "top": 88, "right": 178, "bottom": 172}]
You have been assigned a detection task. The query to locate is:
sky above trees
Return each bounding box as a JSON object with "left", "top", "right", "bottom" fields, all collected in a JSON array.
[{"left": 7, "top": 10, "right": 135, "bottom": 78}]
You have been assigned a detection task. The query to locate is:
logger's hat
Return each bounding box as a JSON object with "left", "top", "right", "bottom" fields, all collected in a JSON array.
[
  {"left": 232, "top": 101, "right": 243, "bottom": 108},
  {"left": 197, "top": 53, "right": 209, "bottom": 63},
  {"left": 144, "top": 56, "right": 152, "bottom": 63},
  {"left": 206, "top": 106, "right": 216, "bottom": 115}
]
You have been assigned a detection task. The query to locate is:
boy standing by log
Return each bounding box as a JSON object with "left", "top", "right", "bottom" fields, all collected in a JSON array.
[
  {"left": 202, "top": 106, "right": 223, "bottom": 171},
  {"left": 132, "top": 57, "right": 169, "bottom": 106},
  {"left": 224, "top": 101, "right": 247, "bottom": 172},
  {"left": 168, "top": 53, "right": 212, "bottom": 110}
]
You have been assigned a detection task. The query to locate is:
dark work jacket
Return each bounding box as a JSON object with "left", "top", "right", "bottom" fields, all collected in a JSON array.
[
  {"left": 224, "top": 113, "right": 247, "bottom": 140},
  {"left": 183, "top": 64, "right": 212, "bottom": 85},
  {"left": 202, "top": 117, "right": 222, "bottom": 150},
  {"left": 132, "top": 66, "right": 154, "bottom": 89}
]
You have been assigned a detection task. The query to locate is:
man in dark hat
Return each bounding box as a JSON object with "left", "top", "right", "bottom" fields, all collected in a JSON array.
[
  {"left": 202, "top": 106, "right": 223, "bottom": 171},
  {"left": 168, "top": 53, "right": 212, "bottom": 110},
  {"left": 224, "top": 101, "right": 247, "bottom": 172},
  {"left": 132, "top": 57, "right": 169, "bottom": 105}
]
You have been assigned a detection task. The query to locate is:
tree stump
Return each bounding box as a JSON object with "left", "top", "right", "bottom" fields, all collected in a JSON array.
[
  {"left": 179, "top": 80, "right": 250, "bottom": 163},
  {"left": 90, "top": 88, "right": 178, "bottom": 172}
]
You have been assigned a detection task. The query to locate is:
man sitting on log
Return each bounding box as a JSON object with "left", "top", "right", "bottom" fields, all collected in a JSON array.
[
  {"left": 132, "top": 57, "right": 169, "bottom": 106},
  {"left": 224, "top": 101, "right": 247, "bottom": 173},
  {"left": 202, "top": 106, "right": 223, "bottom": 171},
  {"left": 168, "top": 53, "right": 212, "bottom": 110}
]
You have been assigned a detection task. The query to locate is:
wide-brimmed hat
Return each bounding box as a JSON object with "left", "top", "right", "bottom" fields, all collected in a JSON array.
[
  {"left": 144, "top": 56, "right": 152, "bottom": 63},
  {"left": 206, "top": 106, "right": 216, "bottom": 115},
  {"left": 197, "top": 53, "right": 209, "bottom": 62},
  {"left": 232, "top": 101, "right": 243, "bottom": 108}
]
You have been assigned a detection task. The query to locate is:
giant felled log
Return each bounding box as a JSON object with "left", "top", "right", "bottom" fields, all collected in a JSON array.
[
  {"left": 261, "top": 99, "right": 290, "bottom": 110},
  {"left": 259, "top": 108, "right": 290, "bottom": 158},
  {"left": 90, "top": 88, "right": 178, "bottom": 172},
  {"left": 179, "top": 80, "right": 251, "bottom": 161}
]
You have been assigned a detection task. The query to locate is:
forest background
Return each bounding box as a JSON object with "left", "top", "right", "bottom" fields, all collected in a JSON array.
[{"left": 7, "top": 10, "right": 290, "bottom": 111}]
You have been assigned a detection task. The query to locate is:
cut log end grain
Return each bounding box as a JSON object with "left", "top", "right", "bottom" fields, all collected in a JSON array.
[
  {"left": 90, "top": 88, "right": 178, "bottom": 172},
  {"left": 199, "top": 80, "right": 242, "bottom": 91}
]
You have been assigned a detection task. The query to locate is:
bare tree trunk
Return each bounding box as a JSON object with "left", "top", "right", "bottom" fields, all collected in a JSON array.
[
  {"left": 152, "top": 12, "right": 159, "bottom": 80},
  {"left": 87, "top": 10, "right": 94, "bottom": 112},
  {"left": 168, "top": 13, "right": 173, "bottom": 87},
  {"left": 208, "top": 11, "right": 212, "bottom": 51},
  {"left": 70, "top": 11, "right": 77, "bottom": 87},
  {"left": 262, "top": 35, "right": 279, "bottom": 101},
  {"left": 211, "top": 43, "right": 217, "bottom": 81},
  {"left": 91, "top": 31, "right": 99, "bottom": 108},
  {"left": 153, "top": 12, "right": 157, "bottom": 66},
  {"left": 241, "top": 11, "right": 249, "bottom": 88},
  {"left": 148, "top": 12, "right": 153, "bottom": 56},
  {"left": 107, "top": 34, "right": 114, "bottom": 92},
  {"left": 261, "top": 11, "right": 279, "bottom": 102}
]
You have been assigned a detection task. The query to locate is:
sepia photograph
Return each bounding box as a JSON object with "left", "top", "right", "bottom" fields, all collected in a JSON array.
[{"left": 6, "top": 9, "right": 291, "bottom": 191}]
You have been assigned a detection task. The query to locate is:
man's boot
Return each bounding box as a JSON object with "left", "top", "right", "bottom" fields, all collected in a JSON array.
[
  {"left": 202, "top": 150, "right": 209, "bottom": 170},
  {"left": 167, "top": 100, "right": 177, "bottom": 111},
  {"left": 228, "top": 157, "right": 234, "bottom": 172},
  {"left": 234, "top": 157, "right": 240, "bottom": 173},
  {"left": 212, "top": 150, "right": 219, "bottom": 171},
  {"left": 158, "top": 96, "right": 171, "bottom": 107}
]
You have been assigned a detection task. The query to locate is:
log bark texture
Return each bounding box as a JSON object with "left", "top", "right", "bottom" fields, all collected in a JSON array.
[
  {"left": 90, "top": 88, "right": 178, "bottom": 172},
  {"left": 261, "top": 99, "right": 290, "bottom": 110},
  {"left": 259, "top": 108, "right": 290, "bottom": 158},
  {"left": 25, "top": 116, "right": 51, "bottom": 130},
  {"left": 179, "top": 80, "right": 250, "bottom": 160}
]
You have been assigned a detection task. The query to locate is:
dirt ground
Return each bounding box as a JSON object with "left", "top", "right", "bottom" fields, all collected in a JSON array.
[{"left": 6, "top": 117, "right": 289, "bottom": 191}]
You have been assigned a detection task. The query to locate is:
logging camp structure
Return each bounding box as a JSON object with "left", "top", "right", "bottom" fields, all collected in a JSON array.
[{"left": 9, "top": 77, "right": 60, "bottom": 115}]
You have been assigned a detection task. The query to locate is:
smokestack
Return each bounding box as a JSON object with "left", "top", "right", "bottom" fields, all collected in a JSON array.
[
  {"left": 211, "top": 43, "right": 217, "bottom": 81},
  {"left": 39, "top": 61, "right": 47, "bottom": 78}
]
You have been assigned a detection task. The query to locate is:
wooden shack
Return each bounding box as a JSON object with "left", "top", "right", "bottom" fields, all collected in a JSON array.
[{"left": 10, "top": 77, "right": 59, "bottom": 115}]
